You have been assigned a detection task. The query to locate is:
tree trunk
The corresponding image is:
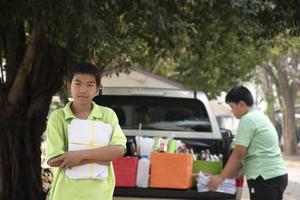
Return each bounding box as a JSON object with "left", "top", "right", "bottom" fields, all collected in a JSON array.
[
  {"left": 0, "top": 115, "right": 43, "bottom": 199},
  {"left": 281, "top": 92, "right": 297, "bottom": 155},
  {"left": 265, "top": 63, "right": 298, "bottom": 156},
  {"left": 0, "top": 35, "right": 67, "bottom": 200},
  {"left": 4, "top": 20, "right": 26, "bottom": 88},
  {"left": 277, "top": 66, "right": 298, "bottom": 155}
]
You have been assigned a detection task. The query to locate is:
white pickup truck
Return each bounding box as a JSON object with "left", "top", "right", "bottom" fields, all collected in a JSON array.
[{"left": 94, "top": 87, "right": 244, "bottom": 200}]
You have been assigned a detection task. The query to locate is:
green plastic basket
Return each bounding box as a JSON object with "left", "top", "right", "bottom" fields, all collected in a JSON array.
[{"left": 192, "top": 160, "right": 223, "bottom": 187}]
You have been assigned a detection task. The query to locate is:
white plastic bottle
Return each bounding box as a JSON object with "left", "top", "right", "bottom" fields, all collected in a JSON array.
[
  {"left": 139, "top": 136, "right": 154, "bottom": 157},
  {"left": 136, "top": 155, "right": 150, "bottom": 188}
]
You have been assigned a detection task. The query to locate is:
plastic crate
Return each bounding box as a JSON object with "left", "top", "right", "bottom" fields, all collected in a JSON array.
[
  {"left": 113, "top": 157, "right": 138, "bottom": 187},
  {"left": 192, "top": 160, "right": 222, "bottom": 186}
]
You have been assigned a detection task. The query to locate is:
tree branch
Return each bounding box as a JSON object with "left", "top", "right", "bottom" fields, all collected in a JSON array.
[
  {"left": 7, "top": 21, "right": 42, "bottom": 106},
  {"left": 264, "top": 62, "right": 280, "bottom": 88}
]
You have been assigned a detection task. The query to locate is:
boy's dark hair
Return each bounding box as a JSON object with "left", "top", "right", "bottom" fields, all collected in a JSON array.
[
  {"left": 68, "top": 62, "right": 101, "bottom": 86},
  {"left": 225, "top": 86, "right": 254, "bottom": 106}
]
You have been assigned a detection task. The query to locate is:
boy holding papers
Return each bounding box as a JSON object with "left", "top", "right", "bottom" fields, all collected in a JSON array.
[{"left": 46, "top": 63, "right": 126, "bottom": 200}]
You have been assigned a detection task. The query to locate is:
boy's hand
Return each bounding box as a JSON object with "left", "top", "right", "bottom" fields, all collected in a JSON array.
[
  {"left": 47, "top": 158, "right": 63, "bottom": 167},
  {"left": 51, "top": 151, "right": 83, "bottom": 170},
  {"left": 208, "top": 175, "right": 223, "bottom": 191}
]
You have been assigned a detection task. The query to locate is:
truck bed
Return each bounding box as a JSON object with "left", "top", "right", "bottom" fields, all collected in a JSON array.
[{"left": 114, "top": 187, "right": 236, "bottom": 200}]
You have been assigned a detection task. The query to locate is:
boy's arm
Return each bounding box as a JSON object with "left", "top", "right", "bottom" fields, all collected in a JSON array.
[
  {"left": 46, "top": 111, "right": 67, "bottom": 167},
  {"left": 48, "top": 158, "right": 110, "bottom": 167},
  {"left": 49, "top": 144, "right": 125, "bottom": 169},
  {"left": 208, "top": 145, "right": 246, "bottom": 190}
]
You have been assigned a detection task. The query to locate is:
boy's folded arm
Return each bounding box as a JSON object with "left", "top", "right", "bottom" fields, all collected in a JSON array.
[
  {"left": 80, "top": 144, "right": 125, "bottom": 162},
  {"left": 47, "top": 153, "right": 65, "bottom": 167},
  {"left": 47, "top": 158, "right": 63, "bottom": 167},
  {"left": 48, "top": 145, "right": 125, "bottom": 169},
  {"left": 49, "top": 159, "right": 111, "bottom": 168}
]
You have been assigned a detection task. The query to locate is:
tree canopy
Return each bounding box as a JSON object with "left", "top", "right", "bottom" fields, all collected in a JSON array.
[{"left": 2, "top": 1, "right": 299, "bottom": 96}]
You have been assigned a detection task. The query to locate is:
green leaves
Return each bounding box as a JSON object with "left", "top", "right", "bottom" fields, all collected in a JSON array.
[{"left": 1, "top": 0, "right": 300, "bottom": 97}]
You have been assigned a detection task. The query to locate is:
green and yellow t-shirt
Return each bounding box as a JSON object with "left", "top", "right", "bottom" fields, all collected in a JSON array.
[
  {"left": 46, "top": 101, "right": 127, "bottom": 200},
  {"left": 235, "top": 108, "right": 286, "bottom": 180}
]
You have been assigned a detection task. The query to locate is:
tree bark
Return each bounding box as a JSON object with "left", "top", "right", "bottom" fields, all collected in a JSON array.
[
  {"left": 4, "top": 20, "right": 26, "bottom": 89},
  {"left": 7, "top": 21, "right": 42, "bottom": 106},
  {"left": 265, "top": 63, "right": 298, "bottom": 155},
  {"left": 277, "top": 65, "right": 298, "bottom": 155},
  {"left": 0, "top": 34, "right": 67, "bottom": 200},
  {"left": 280, "top": 84, "right": 297, "bottom": 155}
]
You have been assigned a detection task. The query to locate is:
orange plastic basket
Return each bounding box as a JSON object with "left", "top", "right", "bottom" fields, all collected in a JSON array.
[{"left": 149, "top": 152, "right": 193, "bottom": 189}]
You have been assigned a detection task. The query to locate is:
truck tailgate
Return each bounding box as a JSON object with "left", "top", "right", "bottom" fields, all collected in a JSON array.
[{"left": 114, "top": 187, "right": 236, "bottom": 200}]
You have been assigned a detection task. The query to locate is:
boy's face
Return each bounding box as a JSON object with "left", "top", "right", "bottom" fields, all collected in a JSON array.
[
  {"left": 70, "top": 73, "right": 100, "bottom": 105},
  {"left": 228, "top": 102, "right": 244, "bottom": 119}
]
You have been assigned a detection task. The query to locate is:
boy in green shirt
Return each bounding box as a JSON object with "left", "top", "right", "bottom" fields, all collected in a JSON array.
[
  {"left": 209, "top": 86, "right": 287, "bottom": 200},
  {"left": 46, "top": 63, "right": 126, "bottom": 200}
]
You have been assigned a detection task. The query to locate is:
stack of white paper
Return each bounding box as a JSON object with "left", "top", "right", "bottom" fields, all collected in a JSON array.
[
  {"left": 65, "top": 119, "right": 112, "bottom": 180},
  {"left": 196, "top": 172, "right": 236, "bottom": 194}
]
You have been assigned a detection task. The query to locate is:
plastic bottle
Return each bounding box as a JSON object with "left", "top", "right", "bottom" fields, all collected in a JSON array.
[
  {"left": 136, "top": 155, "right": 150, "bottom": 188},
  {"left": 139, "top": 136, "right": 154, "bottom": 157},
  {"left": 213, "top": 154, "right": 219, "bottom": 161},
  {"left": 159, "top": 137, "right": 168, "bottom": 152},
  {"left": 175, "top": 140, "right": 182, "bottom": 153},
  {"left": 219, "top": 153, "right": 223, "bottom": 161},
  {"left": 205, "top": 149, "right": 212, "bottom": 161},
  {"left": 153, "top": 137, "right": 162, "bottom": 151},
  {"left": 200, "top": 150, "right": 206, "bottom": 160},
  {"left": 167, "top": 139, "right": 176, "bottom": 153}
]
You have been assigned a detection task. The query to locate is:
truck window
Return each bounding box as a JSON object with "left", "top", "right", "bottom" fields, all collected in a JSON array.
[{"left": 94, "top": 95, "right": 212, "bottom": 132}]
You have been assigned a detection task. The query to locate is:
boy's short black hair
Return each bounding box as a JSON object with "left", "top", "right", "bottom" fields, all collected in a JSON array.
[
  {"left": 225, "top": 86, "right": 254, "bottom": 106},
  {"left": 69, "top": 62, "right": 101, "bottom": 86}
]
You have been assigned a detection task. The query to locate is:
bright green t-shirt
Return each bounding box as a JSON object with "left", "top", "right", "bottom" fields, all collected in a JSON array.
[
  {"left": 235, "top": 108, "right": 286, "bottom": 180},
  {"left": 46, "top": 101, "right": 127, "bottom": 200}
]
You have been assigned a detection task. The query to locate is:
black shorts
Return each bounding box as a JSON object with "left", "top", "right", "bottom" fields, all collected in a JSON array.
[{"left": 247, "top": 174, "right": 288, "bottom": 200}]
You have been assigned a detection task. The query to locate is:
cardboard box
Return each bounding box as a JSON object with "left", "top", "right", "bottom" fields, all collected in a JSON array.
[
  {"left": 113, "top": 157, "right": 138, "bottom": 187},
  {"left": 150, "top": 152, "right": 193, "bottom": 189}
]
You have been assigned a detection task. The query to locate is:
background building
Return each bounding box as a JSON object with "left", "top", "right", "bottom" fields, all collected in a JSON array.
[{"left": 101, "top": 67, "right": 185, "bottom": 89}]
